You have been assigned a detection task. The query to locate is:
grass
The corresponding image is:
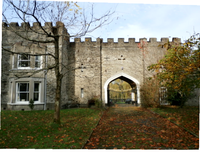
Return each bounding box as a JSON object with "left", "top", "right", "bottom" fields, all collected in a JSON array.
[
  {"left": 0, "top": 108, "right": 103, "bottom": 149},
  {"left": 150, "top": 106, "right": 199, "bottom": 136}
]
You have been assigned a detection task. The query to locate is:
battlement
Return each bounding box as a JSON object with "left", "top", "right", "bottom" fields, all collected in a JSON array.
[
  {"left": 72, "top": 37, "right": 181, "bottom": 45},
  {"left": 2, "top": 21, "right": 65, "bottom": 31},
  {"left": 2, "top": 22, "right": 181, "bottom": 45}
]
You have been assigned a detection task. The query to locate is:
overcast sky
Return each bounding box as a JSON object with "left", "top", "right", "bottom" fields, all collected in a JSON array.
[
  {"left": 1, "top": 0, "right": 200, "bottom": 43},
  {"left": 72, "top": 0, "right": 200, "bottom": 42}
]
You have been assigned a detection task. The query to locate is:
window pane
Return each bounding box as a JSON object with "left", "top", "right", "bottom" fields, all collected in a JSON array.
[
  {"left": 19, "top": 61, "right": 30, "bottom": 67},
  {"left": 35, "top": 56, "right": 41, "bottom": 61},
  {"left": 20, "top": 54, "right": 30, "bottom": 60},
  {"left": 18, "top": 54, "right": 30, "bottom": 68},
  {"left": 34, "top": 83, "right": 39, "bottom": 91},
  {"left": 35, "top": 56, "right": 41, "bottom": 68},
  {"left": 18, "top": 93, "right": 29, "bottom": 101},
  {"left": 35, "top": 62, "right": 40, "bottom": 68},
  {"left": 18, "top": 83, "right": 29, "bottom": 91},
  {"left": 34, "top": 83, "right": 40, "bottom": 102},
  {"left": 34, "top": 93, "right": 39, "bottom": 101}
]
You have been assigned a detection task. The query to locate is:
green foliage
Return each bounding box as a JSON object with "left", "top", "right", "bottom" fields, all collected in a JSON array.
[
  {"left": 29, "top": 99, "right": 34, "bottom": 110},
  {"left": 148, "top": 33, "right": 200, "bottom": 107},
  {"left": 95, "top": 99, "right": 103, "bottom": 108},
  {"left": 140, "top": 76, "right": 161, "bottom": 108},
  {"left": 166, "top": 90, "right": 182, "bottom": 106},
  {"left": 0, "top": 109, "right": 102, "bottom": 148}
]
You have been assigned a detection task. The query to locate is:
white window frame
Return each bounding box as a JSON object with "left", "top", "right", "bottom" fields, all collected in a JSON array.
[
  {"left": 16, "top": 82, "right": 29, "bottom": 103},
  {"left": 35, "top": 55, "right": 42, "bottom": 69},
  {"left": 81, "top": 88, "right": 84, "bottom": 98},
  {"left": 33, "top": 82, "right": 41, "bottom": 102},
  {"left": 17, "top": 54, "right": 31, "bottom": 69}
]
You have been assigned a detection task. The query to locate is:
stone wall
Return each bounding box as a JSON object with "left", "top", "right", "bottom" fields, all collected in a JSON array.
[
  {"left": 1, "top": 22, "right": 199, "bottom": 110},
  {"left": 70, "top": 37, "right": 189, "bottom": 105},
  {"left": 1, "top": 22, "right": 69, "bottom": 110}
]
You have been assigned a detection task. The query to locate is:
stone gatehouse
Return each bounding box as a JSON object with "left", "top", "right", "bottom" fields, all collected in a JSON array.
[{"left": 1, "top": 22, "right": 199, "bottom": 110}]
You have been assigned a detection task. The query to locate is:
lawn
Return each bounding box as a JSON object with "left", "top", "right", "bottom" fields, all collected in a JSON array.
[
  {"left": 0, "top": 108, "right": 103, "bottom": 149},
  {"left": 150, "top": 106, "right": 199, "bottom": 136}
]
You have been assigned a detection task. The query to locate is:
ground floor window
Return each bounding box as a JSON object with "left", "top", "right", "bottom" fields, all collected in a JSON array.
[
  {"left": 16, "top": 83, "right": 29, "bottom": 102},
  {"left": 9, "top": 78, "right": 44, "bottom": 104},
  {"left": 34, "top": 82, "right": 41, "bottom": 102}
]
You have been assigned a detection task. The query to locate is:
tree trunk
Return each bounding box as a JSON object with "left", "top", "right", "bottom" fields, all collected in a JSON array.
[
  {"left": 53, "top": 37, "right": 62, "bottom": 124},
  {"left": 53, "top": 74, "right": 62, "bottom": 124}
]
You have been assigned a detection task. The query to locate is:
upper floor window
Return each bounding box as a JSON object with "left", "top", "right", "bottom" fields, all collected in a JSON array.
[
  {"left": 18, "top": 54, "right": 30, "bottom": 69},
  {"left": 16, "top": 54, "right": 42, "bottom": 69},
  {"left": 35, "top": 56, "right": 42, "bottom": 69}
]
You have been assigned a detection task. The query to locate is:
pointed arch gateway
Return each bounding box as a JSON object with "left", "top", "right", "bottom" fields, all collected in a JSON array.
[{"left": 104, "top": 73, "right": 140, "bottom": 105}]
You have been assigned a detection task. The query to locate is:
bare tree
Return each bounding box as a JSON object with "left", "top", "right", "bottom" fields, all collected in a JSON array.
[{"left": 2, "top": 0, "right": 114, "bottom": 124}]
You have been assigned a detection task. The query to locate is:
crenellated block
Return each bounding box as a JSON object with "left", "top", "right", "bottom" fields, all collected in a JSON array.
[
  {"left": 45, "top": 22, "right": 53, "bottom": 27},
  {"left": 21, "top": 22, "right": 30, "bottom": 29},
  {"left": 128, "top": 38, "right": 135, "bottom": 43},
  {"left": 139, "top": 38, "right": 147, "bottom": 42},
  {"left": 107, "top": 38, "right": 114, "bottom": 43},
  {"left": 161, "top": 38, "right": 169, "bottom": 43},
  {"left": 118, "top": 38, "right": 124, "bottom": 44},
  {"left": 74, "top": 38, "right": 81, "bottom": 42},
  {"left": 172, "top": 37, "right": 181, "bottom": 43},
  {"left": 33, "top": 22, "right": 41, "bottom": 29},
  {"left": 10, "top": 22, "right": 19, "bottom": 28},
  {"left": 149, "top": 38, "right": 157, "bottom": 43},
  {"left": 56, "top": 21, "right": 64, "bottom": 27}
]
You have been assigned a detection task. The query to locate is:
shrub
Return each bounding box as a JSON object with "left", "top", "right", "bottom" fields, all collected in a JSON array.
[
  {"left": 95, "top": 99, "right": 103, "bottom": 108},
  {"left": 167, "top": 88, "right": 193, "bottom": 107},
  {"left": 88, "top": 96, "right": 103, "bottom": 108},
  {"left": 29, "top": 98, "right": 34, "bottom": 110},
  {"left": 140, "top": 77, "right": 161, "bottom": 108}
]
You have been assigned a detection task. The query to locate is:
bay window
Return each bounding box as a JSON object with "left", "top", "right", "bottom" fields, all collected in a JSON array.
[
  {"left": 34, "top": 82, "right": 41, "bottom": 102},
  {"left": 16, "top": 83, "right": 29, "bottom": 102},
  {"left": 9, "top": 78, "right": 44, "bottom": 104}
]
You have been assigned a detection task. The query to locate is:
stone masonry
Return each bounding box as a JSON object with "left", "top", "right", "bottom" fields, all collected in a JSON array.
[{"left": 1, "top": 22, "right": 199, "bottom": 110}]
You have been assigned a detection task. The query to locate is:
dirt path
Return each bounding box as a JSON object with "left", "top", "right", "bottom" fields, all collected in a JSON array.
[{"left": 83, "top": 104, "right": 199, "bottom": 149}]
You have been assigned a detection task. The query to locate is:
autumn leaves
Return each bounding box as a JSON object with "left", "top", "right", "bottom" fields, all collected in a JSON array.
[{"left": 84, "top": 105, "right": 199, "bottom": 149}]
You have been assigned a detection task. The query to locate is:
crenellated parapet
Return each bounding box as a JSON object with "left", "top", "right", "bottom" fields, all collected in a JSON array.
[
  {"left": 72, "top": 37, "right": 181, "bottom": 46},
  {"left": 3, "top": 22, "right": 51, "bottom": 30},
  {"left": 2, "top": 22, "right": 68, "bottom": 35}
]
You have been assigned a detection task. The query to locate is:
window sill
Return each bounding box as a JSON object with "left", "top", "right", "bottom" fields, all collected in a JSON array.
[
  {"left": 11, "top": 68, "right": 42, "bottom": 71},
  {"left": 8, "top": 103, "right": 45, "bottom": 106}
]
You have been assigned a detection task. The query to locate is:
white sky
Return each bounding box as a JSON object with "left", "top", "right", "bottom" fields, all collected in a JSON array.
[
  {"left": 73, "top": 0, "right": 200, "bottom": 42},
  {"left": 1, "top": 0, "right": 200, "bottom": 43}
]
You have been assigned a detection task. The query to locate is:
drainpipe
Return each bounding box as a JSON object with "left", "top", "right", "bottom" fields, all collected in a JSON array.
[
  {"left": 44, "top": 47, "right": 47, "bottom": 110},
  {"left": 100, "top": 39, "right": 103, "bottom": 101}
]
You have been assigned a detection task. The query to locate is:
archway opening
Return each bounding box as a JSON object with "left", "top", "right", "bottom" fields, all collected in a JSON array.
[{"left": 107, "top": 76, "right": 137, "bottom": 106}]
